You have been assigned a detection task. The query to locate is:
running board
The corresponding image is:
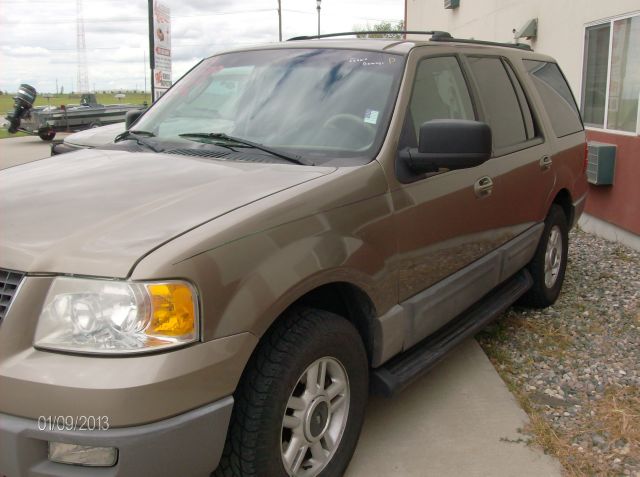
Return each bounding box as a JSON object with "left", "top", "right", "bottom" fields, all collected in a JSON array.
[{"left": 370, "top": 269, "right": 533, "bottom": 397}]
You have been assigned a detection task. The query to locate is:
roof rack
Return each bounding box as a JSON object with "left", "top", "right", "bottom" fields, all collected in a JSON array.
[
  {"left": 287, "top": 30, "right": 533, "bottom": 51},
  {"left": 287, "top": 30, "right": 453, "bottom": 41},
  {"left": 431, "top": 36, "right": 533, "bottom": 51}
]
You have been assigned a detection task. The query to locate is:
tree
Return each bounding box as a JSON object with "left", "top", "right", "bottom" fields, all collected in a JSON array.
[{"left": 354, "top": 20, "right": 404, "bottom": 39}]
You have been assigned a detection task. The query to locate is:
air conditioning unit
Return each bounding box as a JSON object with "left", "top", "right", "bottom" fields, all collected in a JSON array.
[
  {"left": 444, "top": 0, "right": 460, "bottom": 9},
  {"left": 587, "top": 142, "right": 616, "bottom": 185}
]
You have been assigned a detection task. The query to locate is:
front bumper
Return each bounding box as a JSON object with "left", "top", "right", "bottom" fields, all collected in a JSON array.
[
  {"left": 0, "top": 277, "right": 256, "bottom": 426},
  {"left": 0, "top": 396, "right": 233, "bottom": 477}
]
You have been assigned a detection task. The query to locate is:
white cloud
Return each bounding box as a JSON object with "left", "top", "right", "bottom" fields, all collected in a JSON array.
[
  {"left": 1, "top": 45, "right": 50, "bottom": 57},
  {"left": 0, "top": 0, "right": 403, "bottom": 93}
]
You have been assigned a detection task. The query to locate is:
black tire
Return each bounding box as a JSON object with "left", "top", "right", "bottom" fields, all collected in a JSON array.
[
  {"left": 38, "top": 129, "right": 56, "bottom": 141},
  {"left": 518, "top": 204, "right": 569, "bottom": 308},
  {"left": 214, "top": 307, "right": 368, "bottom": 477}
]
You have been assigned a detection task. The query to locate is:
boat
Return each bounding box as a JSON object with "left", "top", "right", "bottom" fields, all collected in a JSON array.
[{"left": 14, "top": 93, "right": 144, "bottom": 141}]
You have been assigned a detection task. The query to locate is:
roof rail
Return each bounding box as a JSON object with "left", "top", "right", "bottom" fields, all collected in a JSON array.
[
  {"left": 286, "top": 30, "right": 533, "bottom": 51},
  {"left": 287, "top": 30, "right": 452, "bottom": 41},
  {"left": 432, "top": 36, "right": 533, "bottom": 51}
]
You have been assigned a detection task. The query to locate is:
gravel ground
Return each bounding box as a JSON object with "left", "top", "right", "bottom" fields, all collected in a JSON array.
[{"left": 479, "top": 229, "right": 640, "bottom": 477}]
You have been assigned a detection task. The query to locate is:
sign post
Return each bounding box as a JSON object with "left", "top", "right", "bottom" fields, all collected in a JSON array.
[
  {"left": 148, "top": 0, "right": 154, "bottom": 100},
  {"left": 148, "top": 0, "right": 172, "bottom": 101}
]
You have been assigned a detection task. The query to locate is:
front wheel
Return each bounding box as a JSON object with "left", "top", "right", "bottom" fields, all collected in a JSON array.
[
  {"left": 215, "top": 308, "right": 368, "bottom": 477},
  {"left": 518, "top": 204, "right": 569, "bottom": 308}
]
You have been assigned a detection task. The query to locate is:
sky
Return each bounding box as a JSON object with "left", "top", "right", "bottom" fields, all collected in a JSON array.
[{"left": 0, "top": 0, "right": 404, "bottom": 94}]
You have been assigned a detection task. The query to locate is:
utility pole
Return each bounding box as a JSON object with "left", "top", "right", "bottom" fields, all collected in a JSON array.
[
  {"left": 277, "top": 0, "right": 282, "bottom": 41},
  {"left": 316, "top": 0, "right": 321, "bottom": 37},
  {"left": 143, "top": 49, "right": 147, "bottom": 96}
]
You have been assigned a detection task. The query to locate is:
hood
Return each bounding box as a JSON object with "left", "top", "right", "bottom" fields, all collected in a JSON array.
[
  {"left": 64, "top": 122, "right": 125, "bottom": 148},
  {"left": 0, "top": 148, "right": 334, "bottom": 277}
]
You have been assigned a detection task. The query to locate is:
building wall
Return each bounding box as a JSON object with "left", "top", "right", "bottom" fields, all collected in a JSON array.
[
  {"left": 406, "top": 0, "right": 640, "bottom": 236},
  {"left": 405, "top": 0, "right": 638, "bottom": 98},
  {"left": 584, "top": 130, "right": 640, "bottom": 235}
]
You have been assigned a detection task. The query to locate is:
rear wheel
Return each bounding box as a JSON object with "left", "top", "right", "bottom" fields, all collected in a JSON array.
[
  {"left": 518, "top": 204, "right": 569, "bottom": 308},
  {"left": 214, "top": 307, "right": 368, "bottom": 477}
]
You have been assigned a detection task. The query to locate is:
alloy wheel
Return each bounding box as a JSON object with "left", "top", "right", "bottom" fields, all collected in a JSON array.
[
  {"left": 281, "top": 356, "right": 350, "bottom": 477},
  {"left": 544, "top": 225, "right": 563, "bottom": 288}
]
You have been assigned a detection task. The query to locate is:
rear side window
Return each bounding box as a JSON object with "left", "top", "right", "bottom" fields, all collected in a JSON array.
[
  {"left": 523, "top": 60, "right": 583, "bottom": 137},
  {"left": 467, "top": 56, "right": 528, "bottom": 150}
]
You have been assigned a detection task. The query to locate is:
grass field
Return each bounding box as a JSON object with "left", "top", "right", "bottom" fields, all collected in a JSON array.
[
  {"left": 0, "top": 128, "right": 27, "bottom": 139},
  {"left": 0, "top": 92, "right": 150, "bottom": 139},
  {"left": 0, "top": 92, "right": 151, "bottom": 115}
]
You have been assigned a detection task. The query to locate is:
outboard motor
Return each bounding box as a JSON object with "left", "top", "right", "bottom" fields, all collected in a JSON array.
[{"left": 7, "top": 84, "right": 37, "bottom": 133}]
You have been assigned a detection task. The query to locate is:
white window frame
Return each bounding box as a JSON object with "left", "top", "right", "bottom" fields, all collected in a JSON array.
[{"left": 583, "top": 11, "right": 640, "bottom": 136}]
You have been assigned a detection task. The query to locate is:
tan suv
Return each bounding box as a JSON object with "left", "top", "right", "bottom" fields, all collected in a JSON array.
[{"left": 0, "top": 32, "right": 587, "bottom": 477}]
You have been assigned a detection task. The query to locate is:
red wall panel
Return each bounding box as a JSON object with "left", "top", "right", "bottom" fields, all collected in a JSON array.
[{"left": 585, "top": 130, "right": 640, "bottom": 235}]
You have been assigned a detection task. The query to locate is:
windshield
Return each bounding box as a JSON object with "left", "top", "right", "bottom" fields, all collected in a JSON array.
[{"left": 135, "top": 48, "right": 405, "bottom": 163}]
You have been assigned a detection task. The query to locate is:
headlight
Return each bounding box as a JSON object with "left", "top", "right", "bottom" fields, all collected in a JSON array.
[{"left": 34, "top": 277, "right": 199, "bottom": 354}]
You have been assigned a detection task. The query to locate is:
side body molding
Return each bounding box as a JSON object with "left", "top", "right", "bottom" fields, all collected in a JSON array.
[{"left": 372, "top": 223, "right": 544, "bottom": 367}]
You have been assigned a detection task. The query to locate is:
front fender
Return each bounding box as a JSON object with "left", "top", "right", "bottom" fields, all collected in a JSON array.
[
  {"left": 131, "top": 161, "right": 397, "bottom": 341},
  {"left": 210, "top": 227, "right": 394, "bottom": 339}
]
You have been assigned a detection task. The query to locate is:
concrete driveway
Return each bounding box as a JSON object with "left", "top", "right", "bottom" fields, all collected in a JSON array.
[
  {"left": 347, "top": 339, "right": 561, "bottom": 477},
  {"left": 0, "top": 135, "right": 563, "bottom": 476},
  {"left": 0, "top": 134, "right": 72, "bottom": 170}
]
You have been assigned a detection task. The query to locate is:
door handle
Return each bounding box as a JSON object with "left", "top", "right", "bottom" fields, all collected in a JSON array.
[
  {"left": 474, "top": 176, "right": 493, "bottom": 198},
  {"left": 539, "top": 155, "right": 553, "bottom": 170}
]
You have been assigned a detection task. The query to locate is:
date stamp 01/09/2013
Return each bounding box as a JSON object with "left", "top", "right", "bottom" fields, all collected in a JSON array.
[{"left": 38, "top": 415, "right": 110, "bottom": 431}]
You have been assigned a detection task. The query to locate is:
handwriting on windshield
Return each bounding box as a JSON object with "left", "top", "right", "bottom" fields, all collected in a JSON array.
[{"left": 348, "top": 57, "right": 384, "bottom": 67}]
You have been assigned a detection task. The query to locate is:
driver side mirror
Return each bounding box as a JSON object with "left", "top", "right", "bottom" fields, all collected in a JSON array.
[
  {"left": 400, "top": 119, "right": 492, "bottom": 174},
  {"left": 125, "top": 109, "right": 145, "bottom": 130}
]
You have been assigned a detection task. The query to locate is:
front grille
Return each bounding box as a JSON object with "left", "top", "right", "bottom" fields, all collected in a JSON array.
[{"left": 0, "top": 269, "right": 25, "bottom": 321}]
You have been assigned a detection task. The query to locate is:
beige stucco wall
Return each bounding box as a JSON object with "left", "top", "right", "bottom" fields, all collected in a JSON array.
[{"left": 405, "top": 0, "right": 639, "bottom": 102}]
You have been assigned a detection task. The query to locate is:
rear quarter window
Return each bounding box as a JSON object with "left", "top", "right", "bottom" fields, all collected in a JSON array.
[{"left": 523, "top": 60, "right": 584, "bottom": 137}]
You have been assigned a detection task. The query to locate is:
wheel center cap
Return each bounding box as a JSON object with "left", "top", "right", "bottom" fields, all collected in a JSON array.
[{"left": 305, "top": 398, "right": 330, "bottom": 441}]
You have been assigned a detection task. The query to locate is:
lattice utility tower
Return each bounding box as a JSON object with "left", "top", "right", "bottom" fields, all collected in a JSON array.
[{"left": 76, "top": 0, "right": 90, "bottom": 93}]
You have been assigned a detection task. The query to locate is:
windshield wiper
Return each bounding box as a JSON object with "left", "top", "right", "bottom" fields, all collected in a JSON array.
[
  {"left": 179, "top": 132, "right": 314, "bottom": 166},
  {"left": 114, "top": 130, "right": 164, "bottom": 153}
]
